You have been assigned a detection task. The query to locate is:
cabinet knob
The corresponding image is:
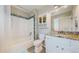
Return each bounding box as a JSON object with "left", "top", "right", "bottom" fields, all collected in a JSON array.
[
  {"left": 61, "top": 48, "right": 64, "bottom": 50},
  {"left": 56, "top": 45, "right": 59, "bottom": 48}
]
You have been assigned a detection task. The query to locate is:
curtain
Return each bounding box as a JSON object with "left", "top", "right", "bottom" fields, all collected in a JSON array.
[{"left": 11, "top": 16, "right": 34, "bottom": 40}]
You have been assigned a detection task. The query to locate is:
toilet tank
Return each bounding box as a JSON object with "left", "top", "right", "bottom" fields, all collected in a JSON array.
[{"left": 39, "top": 33, "right": 45, "bottom": 40}]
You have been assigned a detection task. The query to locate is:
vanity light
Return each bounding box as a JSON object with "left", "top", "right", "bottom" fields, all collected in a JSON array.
[{"left": 54, "top": 6, "right": 59, "bottom": 12}]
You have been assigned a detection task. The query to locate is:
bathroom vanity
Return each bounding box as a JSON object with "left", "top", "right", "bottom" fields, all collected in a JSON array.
[{"left": 45, "top": 33, "right": 79, "bottom": 53}]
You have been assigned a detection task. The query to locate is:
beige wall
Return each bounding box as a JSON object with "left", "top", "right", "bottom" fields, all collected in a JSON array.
[{"left": 0, "top": 6, "right": 11, "bottom": 52}]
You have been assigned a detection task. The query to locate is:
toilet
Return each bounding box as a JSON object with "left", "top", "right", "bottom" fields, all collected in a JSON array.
[{"left": 34, "top": 33, "right": 45, "bottom": 53}]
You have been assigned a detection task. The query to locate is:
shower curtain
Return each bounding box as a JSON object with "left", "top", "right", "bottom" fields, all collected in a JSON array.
[
  {"left": 9, "top": 15, "right": 34, "bottom": 52},
  {"left": 11, "top": 16, "right": 34, "bottom": 41}
]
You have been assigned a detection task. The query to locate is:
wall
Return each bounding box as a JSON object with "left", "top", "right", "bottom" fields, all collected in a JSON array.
[
  {"left": 0, "top": 6, "right": 5, "bottom": 50},
  {"left": 0, "top": 6, "right": 11, "bottom": 52}
]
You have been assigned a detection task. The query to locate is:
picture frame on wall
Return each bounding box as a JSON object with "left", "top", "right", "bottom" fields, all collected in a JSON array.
[
  {"left": 43, "top": 16, "right": 46, "bottom": 23},
  {"left": 39, "top": 17, "right": 42, "bottom": 23}
]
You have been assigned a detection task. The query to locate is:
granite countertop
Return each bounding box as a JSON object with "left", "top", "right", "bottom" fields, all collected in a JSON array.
[{"left": 47, "top": 32, "right": 79, "bottom": 40}]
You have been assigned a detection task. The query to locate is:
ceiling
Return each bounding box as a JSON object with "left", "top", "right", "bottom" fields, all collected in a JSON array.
[
  {"left": 18, "top": 5, "right": 46, "bottom": 11},
  {"left": 12, "top": 5, "right": 72, "bottom": 17},
  {"left": 17, "top": 5, "right": 55, "bottom": 14}
]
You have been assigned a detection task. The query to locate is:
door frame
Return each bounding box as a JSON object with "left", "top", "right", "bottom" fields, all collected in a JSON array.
[{"left": 11, "top": 13, "right": 35, "bottom": 40}]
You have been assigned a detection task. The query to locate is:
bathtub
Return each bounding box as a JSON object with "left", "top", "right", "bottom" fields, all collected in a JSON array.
[{"left": 0, "top": 38, "right": 33, "bottom": 53}]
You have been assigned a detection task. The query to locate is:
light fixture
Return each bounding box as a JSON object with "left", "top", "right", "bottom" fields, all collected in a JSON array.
[
  {"left": 54, "top": 6, "right": 58, "bottom": 9},
  {"left": 63, "top": 5, "right": 68, "bottom": 8},
  {"left": 55, "top": 9, "right": 58, "bottom": 12}
]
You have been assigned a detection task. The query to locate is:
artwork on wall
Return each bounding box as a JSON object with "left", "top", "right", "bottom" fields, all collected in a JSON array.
[
  {"left": 39, "top": 17, "right": 42, "bottom": 23},
  {"left": 39, "top": 15, "right": 46, "bottom": 23},
  {"left": 43, "top": 16, "right": 46, "bottom": 23}
]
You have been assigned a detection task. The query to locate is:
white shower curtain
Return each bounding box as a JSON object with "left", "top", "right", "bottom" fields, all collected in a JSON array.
[{"left": 11, "top": 16, "right": 34, "bottom": 40}]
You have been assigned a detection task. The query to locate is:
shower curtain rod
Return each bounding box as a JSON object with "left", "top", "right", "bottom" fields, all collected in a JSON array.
[{"left": 11, "top": 13, "right": 35, "bottom": 20}]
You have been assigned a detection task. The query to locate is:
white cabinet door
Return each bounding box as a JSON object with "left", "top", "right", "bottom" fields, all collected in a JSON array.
[
  {"left": 45, "top": 36, "right": 61, "bottom": 53},
  {"left": 45, "top": 36, "right": 70, "bottom": 53},
  {"left": 59, "top": 38, "right": 71, "bottom": 53},
  {"left": 70, "top": 40, "right": 79, "bottom": 53},
  {"left": 45, "top": 36, "right": 55, "bottom": 53}
]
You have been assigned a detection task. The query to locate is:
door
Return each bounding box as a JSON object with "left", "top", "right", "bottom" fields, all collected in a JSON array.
[
  {"left": 70, "top": 39, "right": 79, "bottom": 53},
  {"left": 11, "top": 16, "right": 34, "bottom": 40},
  {"left": 59, "top": 38, "right": 71, "bottom": 53}
]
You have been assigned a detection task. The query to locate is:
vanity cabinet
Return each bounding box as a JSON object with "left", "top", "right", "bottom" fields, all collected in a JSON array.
[
  {"left": 45, "top": 36, "right": 70, "bottom": 53},
  {"left": 45, "top": 35, "right": 79, "bottom": 53},
  {"left": 70, "top": 39, "right": 79, "bottom": 53},
  {"left": 60, "top": 38, "right": 71, "bottom": 52}
]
